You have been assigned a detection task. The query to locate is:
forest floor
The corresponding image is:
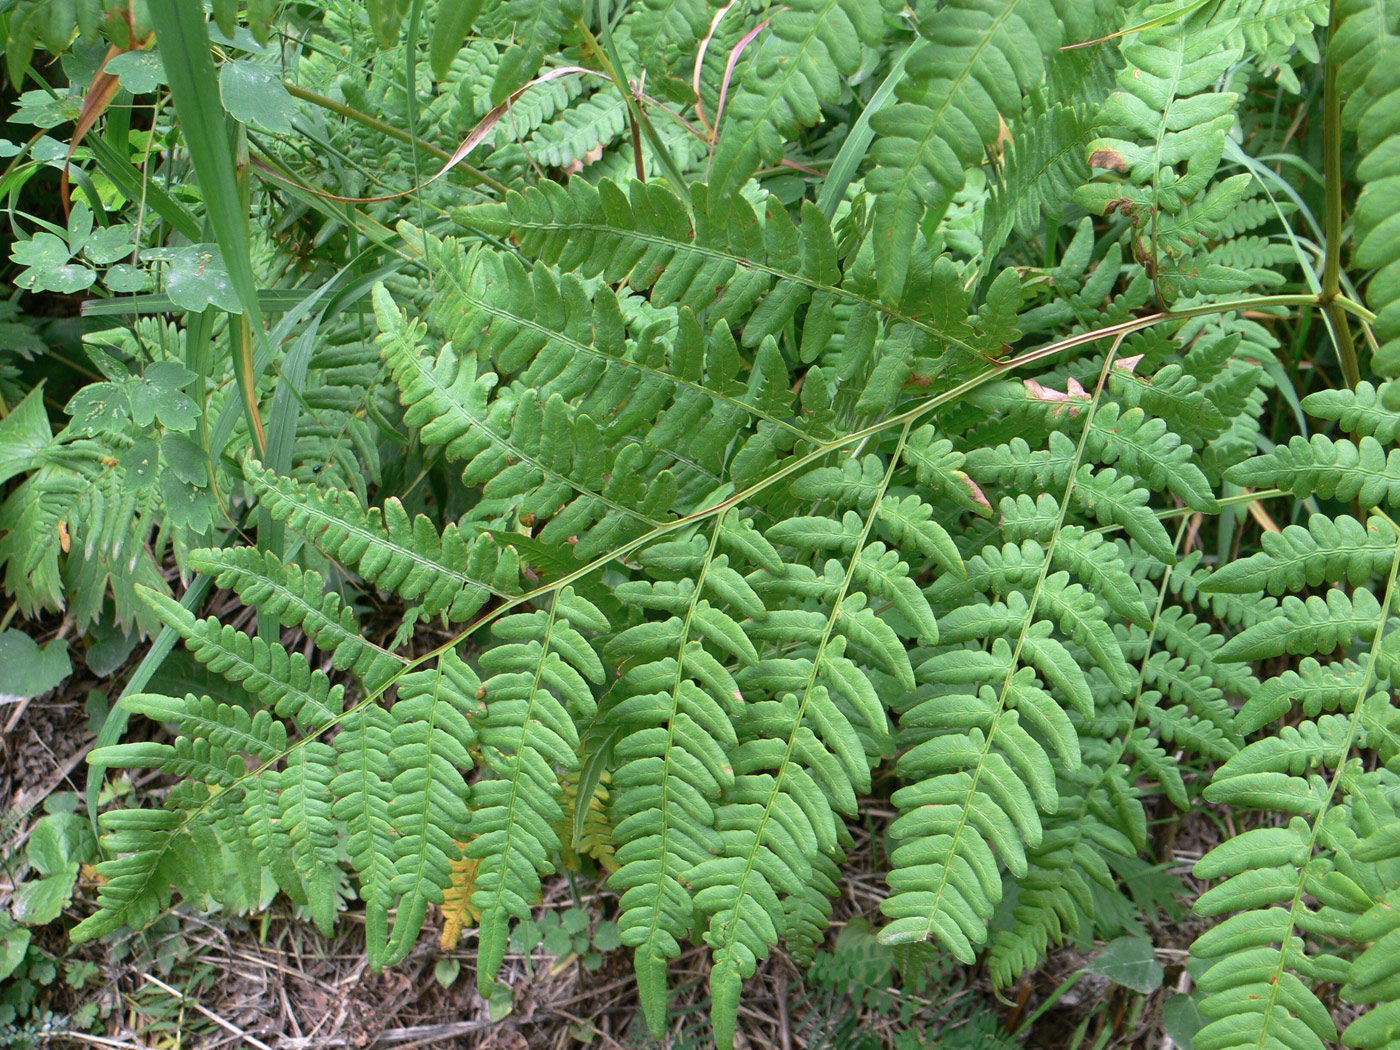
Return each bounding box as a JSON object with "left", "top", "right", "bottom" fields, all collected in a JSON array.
[{"left": 1, "top": 607, "right": 1216, "bottom": 1050}]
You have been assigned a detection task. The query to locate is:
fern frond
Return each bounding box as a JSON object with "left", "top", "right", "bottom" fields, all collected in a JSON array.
[
  {"left": 708, "top": 0, "right": 898, "bottom": 202},
  {"left": 965, "top": 435, "right": 1178, "bottom": 562},
  {"left": 1074, "top": 11, "right": 1250, "bottom": 299},
  {"left": 246, "top": 459, "right": 517, "bottom": 621},
  {"left": 987, "top": 761, "right": 1145, "bottom": 988},
  {"left": 439, "top": 854, "right": 483, "bottom": 951},
  {"left": 281, "top": 742, "right": 340, "bottom": 934},
  {"left": 374, "top": 282, "right": 679, "bottom": 556},
  {"left": 1189, "top": 519, "right": 1400, "bottom": 1050},
  {"left": 1303, "top": 381, "right": 1400, "bottom": 442},
  {"left": 469, "top": 587, "right": 607, "bottom": 994},
  {"left": 1227, "top": 434, "right": 1400, "bottom": 508},
  {"left": 186, "top": 547, "right": 404, "bottom": 688},
  {"left": 696, "top": 444, "right": 909, "bottom": 1049},
  {"left": 1236, "top": 656, "right": 1377, "bottom": 734},
  {"left": 866, "top": 0, "right": 1063, "bottom": 299},
  {"left": 1202, "top": 514, "right": 1396, "bottom": 595},
  {"left": 607, "top": 519, "right": 746, "bottom": 1035},
  {"left": 981, "top": 104, "right": 1095, "bottom": 273},
  {"left": 1334, "top": 4, "right": 1400, "bottom": 373},
  {"left": 631, "top": 0, "right": 721, "bottom": 85},
  {"left": 138, "top": 586, "right": 346, "bottom": 732},
  {"left": 382, "top": 648, "right": 481, "bottom": 965},
  {"left": 454, "top": 172, "right": 990, "bottom": 382},
  {"left": 331, "top": 702, "right": 398, "bottom": 967}
]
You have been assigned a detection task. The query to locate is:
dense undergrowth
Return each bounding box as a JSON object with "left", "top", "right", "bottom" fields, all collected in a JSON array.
[{"left": 3, "top": 0, "right": 1400, "bottom": 1046}]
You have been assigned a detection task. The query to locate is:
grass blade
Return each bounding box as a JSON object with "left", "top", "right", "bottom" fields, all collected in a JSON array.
[
  {"left": 817, "top": 40, "right": 922, "bottom": 222},
  {"left": 148, "top": 0, "right": 267, "bottom": 457}
]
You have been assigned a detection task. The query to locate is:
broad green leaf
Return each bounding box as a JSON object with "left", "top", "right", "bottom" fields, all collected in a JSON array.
[
  {"left": 1088, "top": 937, "right": 1164, "bottom": 994},
  {"left": 0, "top": 630, "right": 73, "bottom": 702},
  {"left": 106, "top": 50, "right": 167, "bottom": 93},
  {"left": 219, "top": 59, "right": 299, "bottom": 134}
]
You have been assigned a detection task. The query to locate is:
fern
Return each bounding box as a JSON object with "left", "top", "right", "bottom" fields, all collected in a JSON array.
[
  {"left": 1074, "top": 8, "right": 1252, "bottom": 300},
  {"left": 707, "top": 0, "right": 899, "bottom": 203},
  {"left": 866, "top": 0, "right": 1066, "bottom": 299},
  {"left": 1187, "top": 495, "right": 1400, "bottom": 1050},
  {"left": 39, "top": 3, "right": 1400, "bottom": 1047},
  {"left": 1333, "top": 0, "right": 1400, "bottom": 374},
  {"left": 469, "top": 587, "right": 607, "bottom": 990},
  {"left": 1228, "top": 434, "right": 1400, "bottom": 507}
]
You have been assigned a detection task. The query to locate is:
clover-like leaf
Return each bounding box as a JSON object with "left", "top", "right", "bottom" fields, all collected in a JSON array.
[
  {"left": 13, "top": 232, "right": 73, "bottom": 270},
  {"left": 104, "top": 264, "right": 152, "bottom": 292},
  {"left": 1087, "top": 937, "right": 1163, "bottom": 994},
  {"left": 84, "top": 224, "right": 136, "bottom": 265},
  {"left": 66, "top": 202, "right": 93, "bottom": 255},
  {"left": 161, "top": 472, "right": 217, "bottom": 533},
  {"left": 220, "top": 60, "right": 299, "bottom": 134},
  {"left": 9, "top": 90, "right": 83, "bottom": 128},
  {"left": 130, "top": 362, "right": 197, "bottom": 430},
  {"left": 0, "top": 630, "right": 72, "bottom": 703},
  {"left": 0, "top": 920, "right": 31, "bottom": 981},
  {"left": 149, "top": 244, "right": 241, "bottom": 313},
  {"left": 106, "top": 50, "right": 167, "bottom": 93},
  {"left": 64, "top": 382, "right": 132, "bottom": 436},
  {"left": 162, "top": 433, "right": 209, "bottom": 484},
  {"left": 121, "top": 437, "right": 160, "bottom": 489},
  {"left": 13, "top": 873, "right": 78, "bottom": 925}
]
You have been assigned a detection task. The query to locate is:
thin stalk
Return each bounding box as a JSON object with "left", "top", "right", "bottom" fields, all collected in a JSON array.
[
  {"left": 1322, "top": 12, "right": 1361, "bottom": 388},
  {"left": 282, "top": 82, "right": 511, "bottom": 196},
  {"left": 580, "top": 4, "right": 691, "bottom": 200}
]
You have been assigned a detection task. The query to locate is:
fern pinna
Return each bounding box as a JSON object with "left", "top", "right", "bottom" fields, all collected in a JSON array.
[{"left": 64, "top": 0, "right": 1400, "bottom": 1044}]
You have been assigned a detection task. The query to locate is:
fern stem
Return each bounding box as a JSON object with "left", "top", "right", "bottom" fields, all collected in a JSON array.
[
  {"left": 1334, "top": 294, "right": 1377, "bottom": 323},
  {"left": 1322, "top": 12, "right": 1361, "bottom": 389}
]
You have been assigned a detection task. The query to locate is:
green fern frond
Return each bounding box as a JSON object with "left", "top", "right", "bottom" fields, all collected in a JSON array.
[
  {"left": 697, "top": 444, "right": 909, "bottom": 1049},
  {"left": 1202, "top": 514, "right": 1396, "bottom": 595},
  {"left": 608, "top": 520, "right": 748, "bottom": 1035},
  {"left": 137, "top": 586, "right": 346, "bottom": 732},
  {"left": 1236, "top": 656, "right": 1377, "bottom": 734},
  {"left": 986, "top": 760, "right": 1144, "bottom": 987},
  {"left": 1227, "top": 434, "right": 1400, "bottom": 508},
  {"left": 981, "top": 104, "right": 1095, "bottom": 274},
  {"left": 186, "top": 547, "right": 404, "bottom": 688},
  {"left": 707, "top": 0, "right": 899, "bottom": 202},
  {"left": 965, "top": 434, "right": 1179, "bottom": 562},
  {"left": 246, "top": 458, "right": 517, "bottom": 621},
  {"left": 1188, "top": 515, "right": 1400, "bottom": 1050},
  {"left": 1074, "top": 11, "right": 1249, "bottom": 298},
  {"left": 1303, "top": 381, "right": 1400, "bottom": 441},
  {"left": 374, "top": 281, "right": 680, "bottom": 556},
  {"left": 866, "top": 0, "right": 1064, "bottom": 299},
  {"left": 1333, "top": 3, "right": 1400, "bottom": 373},
  {"left": 470, "top": 587, "right": 607, "bottom": 994},
  {"left": 1217, "top": 587, "right": 1385, "bottom": 661},
  {"left": 382, "top": 648, "right": 481, "bottom": 965}
]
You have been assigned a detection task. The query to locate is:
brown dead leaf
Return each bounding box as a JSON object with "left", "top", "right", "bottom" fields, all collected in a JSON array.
[{"left": 1089, "top": 148, "right": 1129, "bottom": 173}]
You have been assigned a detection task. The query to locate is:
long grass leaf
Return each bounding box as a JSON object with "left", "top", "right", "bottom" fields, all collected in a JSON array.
[
  {"left": 85, "top": 134, "right": 202, "bottom": 241},
  {"left": 817, "top": 40, "right": 923, "bottom": 222},
  {"left": 148, "top": 0, "right": 267, "bottom": 456}
]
